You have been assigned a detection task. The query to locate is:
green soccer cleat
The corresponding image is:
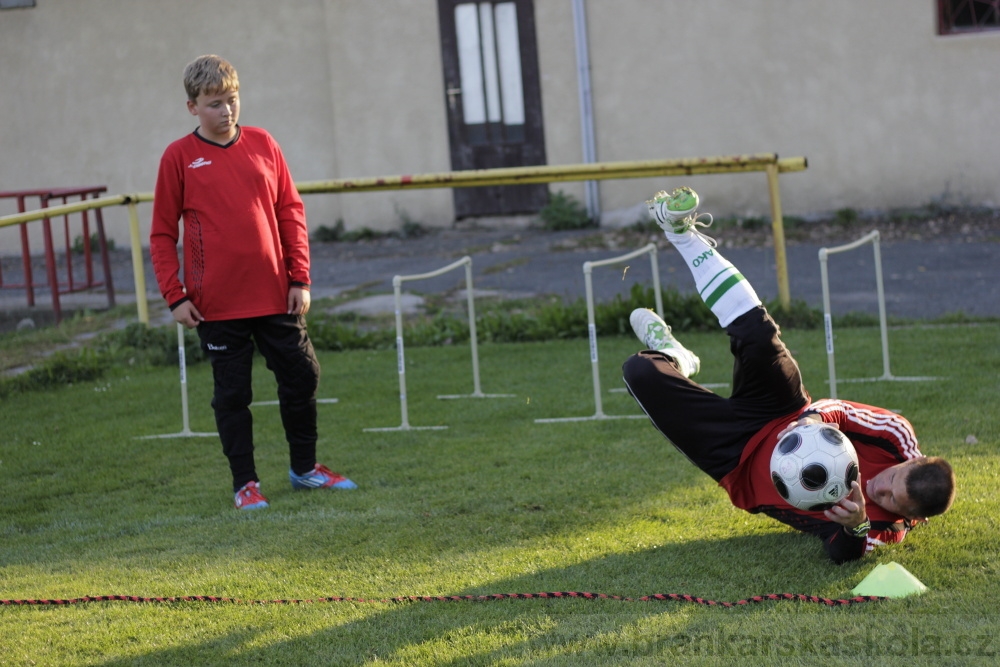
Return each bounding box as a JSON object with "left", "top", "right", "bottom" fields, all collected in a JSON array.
[
  {"left": 646, "top": 186, "right": 717, "bottom": 246},
  {"left": 629, "top": 308, "right": 701, "bottom": 378}
]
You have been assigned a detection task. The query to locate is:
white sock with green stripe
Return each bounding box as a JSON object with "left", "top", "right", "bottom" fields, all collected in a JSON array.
[{"left": 666, "top": 231, "right": 761, "bottom": 327}]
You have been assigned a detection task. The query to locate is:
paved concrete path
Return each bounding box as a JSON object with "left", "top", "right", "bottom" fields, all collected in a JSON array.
[
  {"left": 2, "top": 222, "right": 997, "bottom": 329},
  {"left": 305, "top": 227, "right": 999, "bottom": 321}
]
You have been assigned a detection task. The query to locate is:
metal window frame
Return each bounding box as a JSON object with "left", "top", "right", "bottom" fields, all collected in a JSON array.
[{"left": 938, "top": 0, "right": 1000, "bottom": 35}]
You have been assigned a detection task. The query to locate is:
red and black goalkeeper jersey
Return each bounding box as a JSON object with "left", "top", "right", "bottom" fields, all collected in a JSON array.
[
  {"left": 719, "top": 399, "right": 922, "bottom": 563},
  {"left": 149, "top": 126, "right": 310, "bottom": 321}
]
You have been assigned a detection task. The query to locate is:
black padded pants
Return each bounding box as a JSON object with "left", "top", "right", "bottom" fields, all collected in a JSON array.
[
  {"left": 622, "top": 306, "right": 810, "bottom": 481},
  {"left": 197, "top": 314, "right": 321, "bottom": 491}
]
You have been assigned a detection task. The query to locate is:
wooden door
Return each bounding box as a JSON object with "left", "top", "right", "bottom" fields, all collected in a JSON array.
[{"left": 438, "top": 0, "right": 549, "bottom": 217}]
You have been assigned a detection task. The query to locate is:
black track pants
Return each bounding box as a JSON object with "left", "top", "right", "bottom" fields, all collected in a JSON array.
[
  {"left": 197, "top": 314, "right": 321, "bottom": 490},
  {"left": 622, "top": 306, "right": 809, "bottom": 481}
]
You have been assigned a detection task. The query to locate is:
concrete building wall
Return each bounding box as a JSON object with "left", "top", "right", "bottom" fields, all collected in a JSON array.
[
  {"left": 0, "top": 0, "right": 454, "bottom": 253},
  {"left": 1, "top": 0, "right": 998, "bottom": 254},
  {"left": 573, "top": 0, "right": 1000, "bottom": 220}
]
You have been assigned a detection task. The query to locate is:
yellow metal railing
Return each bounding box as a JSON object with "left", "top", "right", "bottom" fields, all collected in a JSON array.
[
  {"left": 296, "top": 154, "right": 805, "bottom": 192},
  {"left": 0, "top": 154, "right": 807, "bottom": 324}
]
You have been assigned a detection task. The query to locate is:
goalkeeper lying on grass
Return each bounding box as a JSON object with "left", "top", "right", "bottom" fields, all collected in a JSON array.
[{"left": 622, "top": 187, "right": 955, "bottom": 563}]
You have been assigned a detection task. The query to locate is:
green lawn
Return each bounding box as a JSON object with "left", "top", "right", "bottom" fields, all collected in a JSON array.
[{"left": 1, "top": 324, "right": 997, "bottom": 665}]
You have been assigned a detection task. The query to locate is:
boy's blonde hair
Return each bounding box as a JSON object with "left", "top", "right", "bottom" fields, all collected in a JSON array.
[{"left": 183, "top": 55, "right": 239, "bottom": 101}]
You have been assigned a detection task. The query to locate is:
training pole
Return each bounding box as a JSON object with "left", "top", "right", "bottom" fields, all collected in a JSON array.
[
  {"left": 437, "top": 259, "right": 514, "bottom": 401},
  {"left": 137, "top": 323, "right": 216, "bottom": 440},
  {"left": 536, "top": 244, "right": 661, "bottom": 424}
]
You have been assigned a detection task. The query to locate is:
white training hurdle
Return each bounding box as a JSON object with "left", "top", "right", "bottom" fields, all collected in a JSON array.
[
  {"left": 819, "top": 230, "right": 941, "bottom": 399},
  {"left": 535, "top": 243, "right": 663, "bottom": 423},
  {"left": 364, "top": 256, "right": 513, "bottom": 433}
]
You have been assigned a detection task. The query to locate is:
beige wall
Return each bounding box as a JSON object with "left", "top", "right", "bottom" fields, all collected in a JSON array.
[
  {"left": 1, "top": 0, "right": 998, "bottom": 255},
  {"left": 571, "top": 0, "right": 1000, "bottom": 219},
  {"left": 0, "top": 0, "right": 454, "bottom": 253}
]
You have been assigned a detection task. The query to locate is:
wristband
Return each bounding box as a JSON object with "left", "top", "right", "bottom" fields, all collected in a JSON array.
[{"left": 845, "top": 519, "right": 871, "bottom": 539}]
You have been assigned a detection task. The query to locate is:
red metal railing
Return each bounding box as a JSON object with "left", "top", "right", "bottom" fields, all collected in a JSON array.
[{"left": 0, "top": 186, "right": 115, "bottom": 323}]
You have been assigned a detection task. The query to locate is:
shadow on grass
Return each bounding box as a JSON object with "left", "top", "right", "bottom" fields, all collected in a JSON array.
[{"left": 90, "top": 532, "right": 873, "bottom": 666}]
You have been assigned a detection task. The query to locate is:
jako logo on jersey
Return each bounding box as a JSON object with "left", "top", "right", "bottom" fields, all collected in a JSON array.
[
  {"left": 206, "top": 343, "right": 228, "bottom": 351},
  {"left": 692, "top": 250, "right": 714, "bottom": 267},
  {"left": 188, "top": 157, "right": 212, "bottom": 169}
]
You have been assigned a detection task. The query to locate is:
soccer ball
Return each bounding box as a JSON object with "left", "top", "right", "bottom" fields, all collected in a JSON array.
[{"left": 770, "top": 423, "right": 860, "bottom": 511}]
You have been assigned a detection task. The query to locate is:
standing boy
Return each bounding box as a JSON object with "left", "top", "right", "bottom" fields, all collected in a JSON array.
[
  {"left": 623, "top": 187, "right": 954, "bottom": 562},
  {"left": 150, "top": 55, "right": 356, "bottom": 510}
]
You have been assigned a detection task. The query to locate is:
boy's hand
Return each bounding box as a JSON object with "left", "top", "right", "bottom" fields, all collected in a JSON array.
[
  {"left": 823, "top": 481, "right": 867, "bottom": 528},
  {"left": 172, "top": 301, "right": 204, "bottom": 329},
  {"left": 288, "top": 287, "right": 311, "bottom": 316}
]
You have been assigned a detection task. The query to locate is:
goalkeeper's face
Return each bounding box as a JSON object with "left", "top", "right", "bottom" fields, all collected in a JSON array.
[{"left": 866, "top": 459, "right": 919, "bottom": 518}]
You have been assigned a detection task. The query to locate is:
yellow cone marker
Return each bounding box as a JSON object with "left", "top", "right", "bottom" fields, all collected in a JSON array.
[{"left": 851, "top": 562, "right": 927, "bottom": 598}]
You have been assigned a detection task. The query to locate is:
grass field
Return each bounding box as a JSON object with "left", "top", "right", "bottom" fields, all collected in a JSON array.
[{"left": 1, "top": 323, "right": 998, "bottom": 665}]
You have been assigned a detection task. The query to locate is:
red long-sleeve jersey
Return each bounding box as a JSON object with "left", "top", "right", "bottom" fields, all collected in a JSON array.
[
  {"left": 149, "top": 126, "right": 310, "bottom": 321},
  {"left": 719, "top": 399, "right": 922, "bottom": 563}
]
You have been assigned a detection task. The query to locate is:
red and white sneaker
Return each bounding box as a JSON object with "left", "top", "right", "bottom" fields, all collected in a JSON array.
[
  {"left": 234, "top": 480, "right": 269, "bottom": 510},
  {"left": 289, "top": 463, "right": 358, "bottom": 490}
]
